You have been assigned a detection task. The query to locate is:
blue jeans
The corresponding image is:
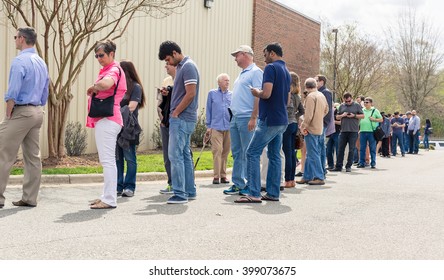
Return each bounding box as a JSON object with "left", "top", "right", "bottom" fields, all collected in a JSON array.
[
  {"left": 230, "top": 116, "right": 254, "bottom": 189},
  {"left": 282, "top": 122, "right": 297, "bottom": 181},
  {"left": 116, "top": 144, "right": 137, "bottom": 192},
  {"left": 303, "top": 133, "right": 325, "bottom": 181},
  {"left": 168, "top": 117, "right": 196, "bottom": 199},
  {"left": 246, "top": 119, "right": 286, "bottom": 198},
  {"left": 423, "top": 133, "right": 429, "bottom": 149},
  {"left": 391, "top": 131, "right": 404, "bottom": 156},
  {"left": 326, "top": 131, "right": 340, "bottom": 168},
  {"left": 359, "top": 132, "right": 376, "bottom": 167},
  {"left": 336, "top": 131, "right": 358, "bottom": 169},
  {"left": 404, "top": 132, "right": 410, "bottom": 152}
]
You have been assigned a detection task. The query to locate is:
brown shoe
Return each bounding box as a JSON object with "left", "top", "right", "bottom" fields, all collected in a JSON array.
[
  {"left": 212, "top": 178, "right": 220, "bottom": 184},
  {"left": 220, "top": 177, "right": 230, "bottom": 184},
  {"left": 308, "top": 179, "right": 325, "bottom": 185},
  {"left": 89, "top": 199, "right": 101, "bottom": 206},
  {"left": 90, "top": 201, "right": 116, "bottom": 209},
  {"left": 284, "top": 181, "right": 295, "bottom": 188},
  {"left": 12, "top": 200, "right": 36, "bottom": 207},
  {"left": 296, "top": 179, "right": 310, "bottom": 184}
]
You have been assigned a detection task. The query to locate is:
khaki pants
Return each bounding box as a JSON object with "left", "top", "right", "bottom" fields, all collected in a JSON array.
[
  {"left": 210, "top": 130, "right": 230, "bottom": 178},
  {"left": 0, "top": 106, "right": 44, "bottom": 206}
]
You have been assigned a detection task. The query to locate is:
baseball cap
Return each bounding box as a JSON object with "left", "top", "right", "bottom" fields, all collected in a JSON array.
[
  {"left": 231, "top": 45, "right": 254, "bottom": 56},
  {"left": 406, "top": 111, "right": 412, "bottom": 115}
]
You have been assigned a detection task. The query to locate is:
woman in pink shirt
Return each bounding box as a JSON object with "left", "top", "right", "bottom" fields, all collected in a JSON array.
[{"left": 86, "top": 40, "right": 127, "bottom": 209}]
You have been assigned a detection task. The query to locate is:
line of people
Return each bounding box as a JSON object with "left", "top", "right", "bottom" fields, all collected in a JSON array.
[{"left": 1, "top": 27, "right": 432, "bottom": 209}]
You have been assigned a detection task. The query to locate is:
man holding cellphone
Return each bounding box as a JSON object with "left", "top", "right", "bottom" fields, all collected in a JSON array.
[{"left": 331, "top": 92, "right": 364, "bottom": 172}]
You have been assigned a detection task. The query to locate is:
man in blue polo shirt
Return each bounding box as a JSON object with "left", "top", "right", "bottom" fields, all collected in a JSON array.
[
  {"left": 235, "top": 43, "right": 290, "bottom": 203},
  {"left": 391, "top": 111, "right": 405, "bottom": 157},
  {"left": 223, "top": 45, "right": 263, "bottom": 196},
  {"left": 158, "top": 41, "right": 200, "bottom": 204}
]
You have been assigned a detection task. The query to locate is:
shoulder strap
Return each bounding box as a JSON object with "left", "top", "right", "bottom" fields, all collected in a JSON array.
[
  {"left": 113, "top": 66, "right": 122, "bottom": 97},
  {"left": 370, "top": 109, "right": 376, "bottom": 130}
]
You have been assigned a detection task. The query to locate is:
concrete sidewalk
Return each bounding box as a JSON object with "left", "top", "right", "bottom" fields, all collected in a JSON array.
[
  {"left": 1, "top": 150, "right": 443, "bottom": 260},
  {"left": 8, "top": 169, "right": 218, "bottom": 185}
]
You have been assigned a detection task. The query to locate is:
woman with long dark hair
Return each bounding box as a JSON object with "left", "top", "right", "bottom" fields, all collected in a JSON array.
[
  {"left": 116, "top": 60, "right": 146, "bottom": 197},
  {"left": 283, "top": 72, "right": 303, "bottom": 188}
]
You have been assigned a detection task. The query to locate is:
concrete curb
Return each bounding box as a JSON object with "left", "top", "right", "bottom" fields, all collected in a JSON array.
[{"left": 8, "top": 169, "right": 224, "bottom": 185}]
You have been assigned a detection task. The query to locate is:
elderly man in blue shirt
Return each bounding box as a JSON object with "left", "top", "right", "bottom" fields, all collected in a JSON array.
[
  {"left": 206, "top": 73, "right": 232, "bottom": 184},
  {"left": 0, "top": 27, "right": 49, "bottom": 208}
]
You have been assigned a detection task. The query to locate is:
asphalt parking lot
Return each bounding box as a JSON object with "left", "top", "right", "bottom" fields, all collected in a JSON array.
[{"left": 1, "top": 150, "right": 443, "bottom": 260}]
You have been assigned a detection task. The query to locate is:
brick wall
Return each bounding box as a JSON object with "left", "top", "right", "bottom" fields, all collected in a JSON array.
[{"left": 252, "top": 0, "right": 320, "bottom": 83}]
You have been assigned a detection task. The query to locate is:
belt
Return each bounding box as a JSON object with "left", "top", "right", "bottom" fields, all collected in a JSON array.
[{"left": 14, "top": 104, "right": 38, "bottom": 107}]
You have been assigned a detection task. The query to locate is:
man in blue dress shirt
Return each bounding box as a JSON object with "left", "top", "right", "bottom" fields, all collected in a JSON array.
[
  {"left": 0, "top": 27, "right": 49, "bottom": 208},
  {"left": 206, "top": 73, "right": 232, "bottom": 185}
]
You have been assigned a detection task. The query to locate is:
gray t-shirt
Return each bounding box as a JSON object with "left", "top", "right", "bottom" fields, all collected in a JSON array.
[
  {"left": 170, "top": 56, "right": 200, "bottom": 122},
  {"left": 338, "top": 102, "right": 363, "bottom": 132}
]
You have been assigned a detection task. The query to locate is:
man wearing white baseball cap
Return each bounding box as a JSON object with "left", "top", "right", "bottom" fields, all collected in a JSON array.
[{"left": 223, "top": 45, "right": 263, "bottom": 196}]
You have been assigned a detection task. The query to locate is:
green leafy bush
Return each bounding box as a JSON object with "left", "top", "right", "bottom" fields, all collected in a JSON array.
[
  {"left": 151, "top": 119, "right": 162, "bottom": 149},
  {"left": 65, "top": 121, "right": 88, "bottom": 156},
  {"left": 191, "top": 109, "right": 207, "bottom": 147}
]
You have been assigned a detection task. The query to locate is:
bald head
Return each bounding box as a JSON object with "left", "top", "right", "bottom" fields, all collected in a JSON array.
[{"left": 305, "top": 78, "right": 317, "bottom": 92}]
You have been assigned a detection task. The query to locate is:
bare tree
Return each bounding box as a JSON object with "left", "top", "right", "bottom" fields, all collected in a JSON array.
[
  {"left": 386, "top": 8, "right": 444, "bottom": 112},
  {"left": 321, "top": 23, "right": 387, "bottom": 100},
  {"left": 1, "top": 0, "right": 187, "bottom": 158}
]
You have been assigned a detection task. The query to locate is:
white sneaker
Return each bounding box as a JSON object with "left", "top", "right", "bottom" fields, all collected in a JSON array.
[{"left": 122, "top": 189, "right": 134, "bottom": 197}]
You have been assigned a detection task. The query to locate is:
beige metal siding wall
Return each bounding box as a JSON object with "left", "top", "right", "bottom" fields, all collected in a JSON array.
[{"left": 0, "top": 0, "right": 254, "bottom": 157}]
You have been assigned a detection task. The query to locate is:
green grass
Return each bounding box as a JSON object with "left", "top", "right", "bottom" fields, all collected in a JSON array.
[{"left": 10, "top": 150, "right": 233, "bottom": 175}]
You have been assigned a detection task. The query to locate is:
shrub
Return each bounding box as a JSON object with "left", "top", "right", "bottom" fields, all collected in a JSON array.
[
  {"left": 191, "top": 109, "right": 208, "bottom": 147},
  {"left": 151, "top": 119, "right": 162, "bottom": 149},
  {"left": 65, "top": 121, "right": 88, "bottom": 156}
]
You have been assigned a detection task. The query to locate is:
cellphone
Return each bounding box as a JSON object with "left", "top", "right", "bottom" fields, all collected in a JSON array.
[
  {"left": 347, "top": 112, "right": 352, "bottom": 115},
  {"left": 248, "top": 85, "right": 253, "bottom": 89}
]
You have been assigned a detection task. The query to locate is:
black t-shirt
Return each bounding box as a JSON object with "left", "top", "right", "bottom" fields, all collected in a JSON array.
[{"left": 120, "top": 83, "right": 142, "bottom": 118}]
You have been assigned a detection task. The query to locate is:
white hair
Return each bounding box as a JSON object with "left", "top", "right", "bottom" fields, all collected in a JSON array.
[{"left": 217, "top": 73, "right": 230, "bottom": 82}]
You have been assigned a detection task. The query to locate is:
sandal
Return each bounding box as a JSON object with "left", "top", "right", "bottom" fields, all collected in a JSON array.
[
  {"left": 90, "top": 201, "right": 116, "bottom": 209},
  {"left": 234, "top": 196, "right": 262, "bottom": 203},
  {"left": 261, "top": 194, "right": 279, "bottom": 201},
  {"left": 89, "top": 199, "right": 101, "bottom": 206}
]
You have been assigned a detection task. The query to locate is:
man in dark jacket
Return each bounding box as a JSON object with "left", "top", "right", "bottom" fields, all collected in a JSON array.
[{"left": 315, "top": 75, "right": 332, "bottom": 175}]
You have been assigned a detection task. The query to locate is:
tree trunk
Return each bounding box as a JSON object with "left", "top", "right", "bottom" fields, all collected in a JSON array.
[{"left": 47, "top": 91, "right": 72, "bottom": 159}]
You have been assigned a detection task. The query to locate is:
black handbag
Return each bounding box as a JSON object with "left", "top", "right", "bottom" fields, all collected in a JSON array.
[
  {"left": 370, "top": 109, "right": 385, "bottom": 141},
  {"left": 88, "top": 67, "right": 122, "bottom": 118},
  {"left": 373, "top": 126, "right": 385, "bottom": 141}
]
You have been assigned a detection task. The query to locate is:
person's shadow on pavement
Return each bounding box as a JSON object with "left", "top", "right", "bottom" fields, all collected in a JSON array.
[
  {"left": 133, "top": 194, "right": 188, "bottom": 216},
  {"left": 0, "top": 206, "right": 33, "bottom": 219},
  {"left": 54, "top": 209, "right": 110, "bottom": 223},
  {"left": 222, "top": 196, "right": 292, "bottom": 215},
  {"left": 134, "top": 204, "right": 188, "bottom": 216}
]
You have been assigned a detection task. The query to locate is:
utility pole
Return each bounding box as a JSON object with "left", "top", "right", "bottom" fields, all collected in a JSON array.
[{"left": 332, "top": 28, "right": 338, "bottom": 102}]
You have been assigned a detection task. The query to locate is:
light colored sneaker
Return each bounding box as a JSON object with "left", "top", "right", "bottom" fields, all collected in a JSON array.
[
  {"left": 159, "top": 185, "right": 173, "bottom": 194},
  {"left": 122, "top": 189, "right": 134, "bottom": 197}
]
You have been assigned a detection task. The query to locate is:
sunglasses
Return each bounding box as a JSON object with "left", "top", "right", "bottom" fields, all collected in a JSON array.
[
  {"left": 14, "top": 35, "right": 22, "bottom": 40},
  {"left": 364, "top": 101, "right": 370, "bottom": 104},
  {"left": 95, "top": 53, "right": 105, "bottom": 59}
]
